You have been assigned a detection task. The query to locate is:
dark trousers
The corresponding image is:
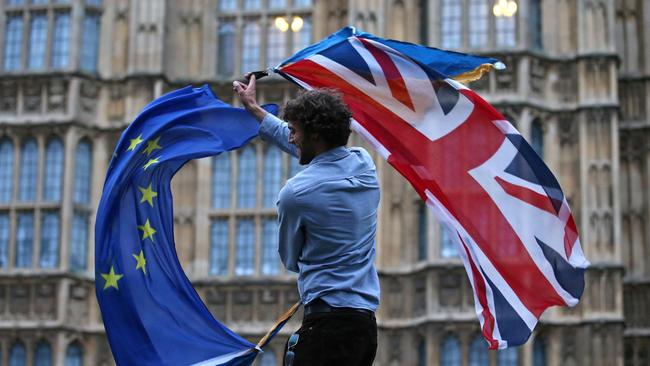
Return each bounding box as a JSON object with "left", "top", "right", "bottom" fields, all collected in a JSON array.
[{"left": 284, "top": 310, "right": 377, "bottom": 366}]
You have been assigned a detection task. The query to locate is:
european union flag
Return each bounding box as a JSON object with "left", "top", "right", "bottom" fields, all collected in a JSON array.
[{"left": 95, "top": 85, "right": 283, "bottom": 365}]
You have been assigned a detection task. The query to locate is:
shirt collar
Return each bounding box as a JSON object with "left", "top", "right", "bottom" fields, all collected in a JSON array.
[{"left": 310, "top": 146, "right": 349, "bottom": 164}]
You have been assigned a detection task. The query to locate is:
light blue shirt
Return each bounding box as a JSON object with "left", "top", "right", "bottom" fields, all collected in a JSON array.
[{"left": 259, "top": 113, "right": 381, "bottom": 311}]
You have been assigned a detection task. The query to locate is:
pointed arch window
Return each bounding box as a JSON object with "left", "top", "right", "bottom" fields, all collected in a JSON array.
[
  {"left": 0, "top": 213, "right": 9, "bottom": 268},
  {"left": 40, "top": 211, "right": 60, "bottom": 268},
  {"left": 64, "top": 343, "right": 83, "bottom": 366},
  {"left": 417, "top": 337, "right": 427, "bottom": 366},
  {"left": 533, "top": 337, "right": 547, "bottom": 366},
  {"left": 4, "top": 16, "right": 24, "bottom": 71},
  {"left": 241, "top": 21, "right": 261, "bottom": 73},
  {"left": 16, "top": 212, "right": 34, "bottom": 268},
  {"left": 212, "top": 152, "right": 231, "bottom": 209},
  {"left": 441, "top": 0, "right": 462, "bottom": 48},
  {"left": 28, "top": 14, "right": 48, "bottom": 70},
  {"left": 497, "top": 347, "right": 518, "bottom": 366},
  {"left": 263, "top": 146, "right": 282, "bottom": 207},
  {"left": 440, "top": 335, "right": 461, "bottom": 366},
  {"left": 73, "top": 140, "right": 92, "bottom": 204},
  {"left": 19, "top": 139, "right": 38, "bottom": 202},
  {"left": 0, "top": 139, "right": 14, "bottom": 202},
  {"left": 44, "top": 138, "right": 64, "bottom": 201},
  {"left": 209, "top": 219, "right": 229, "bottom": 275},
  {"left": 531, "top": 119, "right": 544, "bottom": 159},
  {"left": 261, "top": 218, "right": 279, "bottom": 275},
  {"left": 217, "top": 21, "right": 236, "bottom": 77},
  {"left": 235, "top": 218, "right": 255, "bottom": 275},
  {"left": 70, "top": 212, "right": 88, "bottom": 271},
  {"left": 9, "top": 341, "right": 26, "bottom": 366},
  {"left": 237, "top": 146, "right": 257, "bottom": 208},
  {"left": 469, "top": 335, "right": 489, "bottom": 366},
  {"left": 469, "top": 0, "right": 489, "bottom": 47},
  {"left": 530, "top": 0, "right": 543, "bottom": 50},
  {"left": 34, "top": 340, "right": 52, "bottom": 366}
]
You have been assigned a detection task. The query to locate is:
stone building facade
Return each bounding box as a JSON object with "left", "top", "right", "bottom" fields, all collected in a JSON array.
[{"left": 0, "top": 0, "right": 647, "bottom": 365}]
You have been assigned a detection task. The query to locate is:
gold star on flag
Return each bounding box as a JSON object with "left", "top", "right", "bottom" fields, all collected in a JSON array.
[
  {"left": 101, "top": 266, "right": 124, "bottom": 290},
  {"left": 138, "top": 183, "right": 158, "bottom": 207},
  {"left": 133, "top": 250, "right": 147, "bottom": 274},
  {"left": 143, "top": 157, "right": 160, "bottom": 171},
  {"left": 127, "top": 134, "right": 144, "bottom": 151},
  {"left": 143, "top": 137, "right": 162, "bottom": 156},
  {"left": 137, "top": 219, "right": 157, "bottom": 241}
]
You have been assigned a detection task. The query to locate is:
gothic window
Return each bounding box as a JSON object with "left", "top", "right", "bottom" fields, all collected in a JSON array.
[
  {"left": 441, "top": 0, "right": 462, "bottom": 49},
  {"left": 294, "top": 0, "right": 312, "bottom": 7},
  {"left": 530, "top": 0, "right": 543, "bottom": 50},
  {"left": 70, "top": 212, "right": 88, "bottom": 271},
  {"left": 259, "top": 349, "right": 277, "bottom": 366},
  {"left": 217, "top": 21, "right": 236, "bottom": 77},
  {"left": 51, "top": 12, "right": 71, "bottom": 69},
  {"left": 269, "top": 0, "right": 286, "bottom": 9},
  {"left": 44, "top": 138, "right": 64, "bottom": 202},
  {"left": 210, "top": 219, "right": 229, "bottom": 275},
  {"left": 267, "top": 21, "right": 286, "bottom": 67},
  {"left": 292, "top": 16, "right": 312, "bottom": 53},
  {"left": 73, "top": 140, "right": 92, "bottom": 204},
  {"left": 469, "top": 0, "right": 488, "bottom": 47},
  {"left": 80, "top": 13, "right": 101, "bottom": 72},
  {"left": 497, "top": 347, "right": 518, "bottom": 366},
  {"left": 9, "top": 341, "right": 26, "bottom": 366},
  {"left": 0, "top": 139, "right": 13, "bottom": 202},
  {"left": 237, "top": 145, "right": 257, "bottom": 208},
  {"left": 496, "top": 11, "right": 517, "bottom": 47},
  {"left": 4, "top": 15, "right": 23, "bottom": 70},
  {"left": 19, "top": 139, "right": 38, "bottom": 202},
  {"left": 469, "top": 335, "right": 489, "bottom": 366},
  {"left": 28, "top": 14, "right": 47, "bottom": 70},
  {"left": 531, "top": 119, "right": 544, "bottom": 159},
  {"left": 263, "top": 146, "right": 282, "bottom": 207},
  {"left": 85, "top": 0, "right": 102, "bottom": 5},
  {"left": 244, "top": 0, "right": 261, "bottom": 10},
  {"left": 212, "top": 152, "right": 231, "bottom": 209},
  {"left": 235, "top": 218, "right": 255, "bottom": 275},
  {"left": 533, "top": 337, "right": 547, "bottom": 366},
  {"left": 219, "top": 0, "right": 237, "bottom": 11},
  {"left": 34, "top": 340, "right": 52, "bottom": 366},
  {"left": 241, "top": 20, "right": 260, "bottom": 73},
  {"left": 64, "top": 343, "right": 83, "bottom": 366},
  {"left": 440, "top": 335, "right": 461, "bottom": 366},
  {"left": 417, "top": 201, "right": 428, "bottom": 261},
  {"left": 261, "top": 218, "right": 279, "bottom": 275},
  {"left": 40, "top": 211, "right": 60, "bottom": 268},
  {"left": 440, "top": 223, "right": 457, "bottom": 258},
  {"left": 417, "top": 337, "right": 427, "bottom": 366},
  {"left": 0, "top": 213, "right": 8, "bottom": 267}
]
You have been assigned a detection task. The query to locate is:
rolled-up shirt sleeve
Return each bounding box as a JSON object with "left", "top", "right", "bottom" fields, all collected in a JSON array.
[
  {"left": 276, "top": 183, "right": 304, "bottom": 273},
  {"left": 259, "top": 113, "right": 299, "bottom": 158}
]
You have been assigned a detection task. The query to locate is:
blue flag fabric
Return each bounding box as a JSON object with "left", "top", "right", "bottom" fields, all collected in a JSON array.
[{"left": 95, "top": 85, "right": 278, "bottom": 365}]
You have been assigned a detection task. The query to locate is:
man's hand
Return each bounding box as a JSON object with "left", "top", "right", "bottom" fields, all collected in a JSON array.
[{"left": 233, "top": 73, "right": 268, "bottom": 122}]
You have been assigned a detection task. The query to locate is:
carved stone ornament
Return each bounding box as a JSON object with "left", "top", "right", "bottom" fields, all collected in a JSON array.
[
  {"left": 23, "top": 82, "right": 42, "bottom": 113},
  {"left": 529, "top": 58, "right": 546, "bottom": 95},
  {"left": 496, "top": 55, "right": 517, "bottom": 92},
  {"left": 558, "top": 114, "right": 578, "bottom": 146},
  {"left": 48, "top": 79, "right": 68, "bottom": 113},
  {"left": 0, "top": 81, "right": 18, "bottom": 113},
  {"left": 80, "top": 81, "right": 100, "bottom": 114}
]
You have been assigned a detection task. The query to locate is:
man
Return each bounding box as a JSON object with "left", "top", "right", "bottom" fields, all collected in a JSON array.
[{"left": 233, "top": 74, "right": 380, "bottom": 366}]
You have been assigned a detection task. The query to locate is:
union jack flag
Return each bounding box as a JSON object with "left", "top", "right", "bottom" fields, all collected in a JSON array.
[{"left": 274, "top": 27, "right": 589, "bottom": 349}]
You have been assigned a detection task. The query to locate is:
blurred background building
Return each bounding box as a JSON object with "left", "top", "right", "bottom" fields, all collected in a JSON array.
[{"left": 0, "top": 0, "right": 647, "bottom": 365}]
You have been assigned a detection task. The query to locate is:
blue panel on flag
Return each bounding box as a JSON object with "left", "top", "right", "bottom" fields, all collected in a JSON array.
[
  {"left": 535, "top": 237, "right": 585, "bottom": 299},
  {"left": 320, "top": 39, "right": 376, "bottom": 85},
  {"left": 483, "top": 273, "right": 532, "bottom": 347}
]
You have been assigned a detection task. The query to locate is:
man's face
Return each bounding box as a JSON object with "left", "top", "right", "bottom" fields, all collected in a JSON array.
[{"left": 288, "top": 120, "right": 315, "bottom": 165}]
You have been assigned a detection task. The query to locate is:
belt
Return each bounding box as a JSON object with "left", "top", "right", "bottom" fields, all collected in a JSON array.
[{"left": 303, "top": 298, "right": 374, "bottom": 317}]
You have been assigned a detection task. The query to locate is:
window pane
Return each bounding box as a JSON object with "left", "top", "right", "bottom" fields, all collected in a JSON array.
[
  {"left": 267, "top": 22, "right": 286, "bottom": 67},
  {"left": 531, "top": 120, "right": 544, "bottom": 159},
  {"left": 469, "top": 0, "right": 488, "bottom": 47},
  {"left": 269, "top": 0, "right": 286, "bottom": 9},
  {"left": 219, "top": 0, "right": 237, "bottom": 11},
  {"left": 16, "top": 212, "right": 34, "bottom": 268},
  {"left": 244, "top": 0, "right": 260, "bottom": 10},
  {"left": 0, "top": 213, "right": 9, "bottom": 268},
  {"left": 44, "top": 138, "right": 64, "bottom": 201},
  {"left": 34, "top": 341, "right": 52, "bottom": 366},
  {"left": 263, "top": 146, "right": 282, "bottom": 207},
  {"left": 32, "top": 0, "right": 49, "bottom": 4},
  {"left": 440, "top": 335, "right": 461, "bottom": 366},
  {"left": 259, "top": 349, "right": 277, "bottom": 366},
  {"left": 40, "top": 211, "right": 60, "bottom": 268},
  {"left": 217, "top": 21, "right": 236, "bottom": 76},
  {"left": 496, "top": 14, "right": 516, "bottom": 47},
  {"left": 292, "top": 16, "right": 311, "bottom": 53},
  {"left": 85, "top": 0, "right": 102, "bottom": 5},
  {"left": 9, "top": 342, "right": 26, "bottom": 366},
  {"left": 235, "top": 219, "right": 254, "bottom": 275},
  {"left": 241, "top": 21, "right": 260, "bottom": 73},
  {"left": 417, "top": 338, "right": 427, "bottom": 366},
  {"left": 497, "top": 347, "right": 518, "bottom": 366},
  {"left": 74, "top": 141, "right": 92, "bottom": 204},
  {"left": 70, "top": 212, "right": 88, "bottom": 271},
  {"left": 237, "top": 146, "right": 256, "bottom": 208},
  {"left": 51, "top": 12, "right": 71, "bottom": 69},
  {"left": 261, "top": 218, "right": 279, "bottom": 275},
  {"left": 293, "top": 0, "right": 312, "bottom": 7},
  {"left": 212, "top": 152, "right": 231, "bottom": 208},
  {"left": 441, "top": 0, "right": 461, "bottom": 48},
  {"left": 80, "top": 14, "right": 100, "bottom": 72},
  {"left": 19, "top": 139, "right": 38, "bottom": 202},
  {"left": 7, "top": 0, "right": 25, "bottom": 5},
  {"left": 469, "top": 336, "right": 489, "bottom": 366},
  {"left": 533, "top": 338, "right": 547, "bottom": 366},
  {"left": 4, "top": 16, "right": 23, "bottom": 71},
  {"left": 210, "top": 219, "right": 229, "bottom": 275},
  {"left": 440, "top": 223, "right": 457, "bottom": 258},
  {"left": 64, "top": 343, "right": 83, "bottom": 366},
  {"left": 417, "top": 202, "right": 427, "bottom": 261},
  {"left": 0, "top": 139, "right": 14, "bottom": 202},
  {"left": 28, "top": 14, "right": 47, "bottom": 70},
  {"left": 530, "top": 0, "right": 542, "bottom": 49}
]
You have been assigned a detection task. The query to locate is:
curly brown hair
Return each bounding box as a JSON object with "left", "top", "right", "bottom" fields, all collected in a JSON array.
[{"left": 282, "top": 89, "right": 352, "bottom": 148}]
